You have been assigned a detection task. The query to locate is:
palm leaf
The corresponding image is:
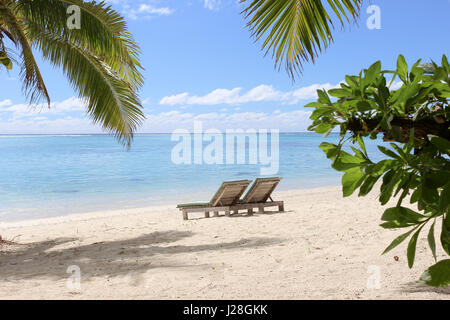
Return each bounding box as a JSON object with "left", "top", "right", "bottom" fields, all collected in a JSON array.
[
  {"left": 26, "top": 21, "right": 145, "bottom": 147},
  {"left": 241, "top": 0, "right": 362, "bottom": 78},
  {"left": 16, "top": 0, "right": 143, "bottom": 89},
  {"left": 0, "top": 0, "right": 50, "bottom": 104}
]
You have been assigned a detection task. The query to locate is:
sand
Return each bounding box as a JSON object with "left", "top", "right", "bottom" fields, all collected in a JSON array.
[{"left": 0, "top": 186, "right": 448, "bottom": 300}]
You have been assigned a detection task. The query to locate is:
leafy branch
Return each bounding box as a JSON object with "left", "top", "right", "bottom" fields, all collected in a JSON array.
[{"left": 307, "top": 54, "right": 450, "bottom": 287}]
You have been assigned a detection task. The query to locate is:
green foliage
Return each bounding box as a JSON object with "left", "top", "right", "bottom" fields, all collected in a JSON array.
[
  {"left": 308, "top": 55, "right": 450, "bottom": 287},
  {"left": 419, "top": 259, "right": 450, "bottom": 287},
  {"left": 0, "top": 50, "right": 13, "bottom": 69},
  {"left": 0, "top": 0, "right": 144, "bottom": 146},
  {"left": 241, "top": 0, "right": 362, "bottom": 78}
]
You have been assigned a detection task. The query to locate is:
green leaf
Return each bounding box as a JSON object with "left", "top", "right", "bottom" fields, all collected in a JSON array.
[
  {"left": 380, "top": 170, "right": 403, "bottom": 205},
  {"left": 364, "top": 60, "right": 381, "bottom": 84},
  {"left": 312, "top": 122, "right": 334, "bottom": 134},
  {"left": 441, "top": 215, "right": 450, "bottom": 255},
  {"left": 419, "top": 260, "right": 450, "bottom": 287},
  {"left": 428, "top": 135, "right": 450, "bottom": 155},
  {"left": 345, "top": 75, "right": 359, "bottom": 88},
  {"left": 304, "top": 102, "right": 327, "bottom": 108},
  {"left": 328, "top": 88, "right": 350, "bottom": 98},
  {"left": 422, "top": 186, "right": 439, "bottom": 205},
  {"left": 332, "top": 151, "right": 367, "bottom": 171},
  {"left": 397, "top": 54, "right": 409, "bottom": 83},
  {"left": 438, "top": 183, "right": 450, "bottom": 212},
  {"left": 366, "top": 160, "right": 396, "bottom": 176},
  {"left": 342, "top": 167, "right": 365, "bottom": 197},
  {"left": 382, "top": 228, "right": 415, "bottom": 255},
  {"left": 357, "top": 135, "right": 367, "bottom": 157},
  {"left": 319, "top": 142, "right": 340, "bottom": 160},
  {"left": 317, "top": 89, "right": 332, "bottom": 105},
  {"left": 359, "top": 175, "right": 380, "bottom": 197},
  {"left": 427, "top": 221, "right": 437, "bottom": 262},
  {"left": 378, "top": 146, "right": 400, "bottom": 160},
  {"left": 410, "top": 186, "right": 422, "bottom": 204},
  {"left": 381, "top": 206, "right": 426, "bottom": 228},
  {"left": 407, "top": 226, "right": 423, "bottom": 268},
  {"left": 310, "top": 107, "right": 335, "bottom": 120}
]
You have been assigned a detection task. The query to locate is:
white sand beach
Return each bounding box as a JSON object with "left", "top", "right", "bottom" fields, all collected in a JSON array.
[{"left": 0, "top": 186, "right": 448, "bottom": 300}]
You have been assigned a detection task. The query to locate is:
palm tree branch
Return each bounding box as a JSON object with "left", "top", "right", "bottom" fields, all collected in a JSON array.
[
  {"left": 25, "top": 21, "right": 145, "bottom": 146},
  {"left": 241, "top": 0, "right": 362, "bottom": 78},
  {"left": 16, "top": 0, "right": 143, "bottom": 89},
  {"left": 0, "top": 0, "right": 50, "bottom": 104}
]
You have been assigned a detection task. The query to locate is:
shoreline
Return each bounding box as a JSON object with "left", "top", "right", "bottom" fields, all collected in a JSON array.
[
  {"left": 1, "top": 185, "right": 448, "bottom": 299},
  {"left": 0, "top": 183, "right": 341, "bottom": 226}
]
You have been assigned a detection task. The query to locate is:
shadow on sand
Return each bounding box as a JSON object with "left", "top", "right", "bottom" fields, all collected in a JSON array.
[
  {"left": 400, "top": 282, "right": 450, "bottom": 295},
  {"left": 0, "top": 231, "right": 284, "bottom": 281}
]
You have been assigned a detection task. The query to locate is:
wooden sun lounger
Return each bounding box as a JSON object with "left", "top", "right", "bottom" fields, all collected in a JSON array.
[
  {"left": 177, "top": 180, "right": 252, "bottom": 220},
  {"left": 177, "top": 178, "right": 285, "bottom": 220},
  {"left": 236, "top": 177, "right": 284, "bottom": 215}
]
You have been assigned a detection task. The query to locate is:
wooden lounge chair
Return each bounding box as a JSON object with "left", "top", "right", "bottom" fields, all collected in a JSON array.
[
  {"left": 234, "top": 177, "right": 284, "bottom": 215},
  {"left": 177, "top": 180, "right": 252, "bottom": 220}
]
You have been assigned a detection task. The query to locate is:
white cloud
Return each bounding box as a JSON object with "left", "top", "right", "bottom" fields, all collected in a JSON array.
[
  {"left": 0, "top": 97, "right": 315, "bottom": 134},
  {"left": 0, "top": 108, "right": 314, "bottom": 134},
  {"left": 0, "top": 99, "right": 13, "bottom": 107},
  {"left": 0, "top": 117, "right": 100, "bottom": 134},
  {"left": 104, "top": 0, "right": 174, "bottom": 20},
  {"left": 159, "top": 83, "right": 338, "bottom": 106},
  {"left": 138, "top": 109, "right": 313, "bottom": 132},
  {"left": 0, "top": 97, "right": 85, "bottom": 119},
  {"left": 204, "top": 0, "right": 222, "bottom": 10}
]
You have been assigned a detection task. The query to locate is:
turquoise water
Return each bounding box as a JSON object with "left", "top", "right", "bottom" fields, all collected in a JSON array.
[{"left": 0, "top": 133, "right": 387, "bottom": 222}]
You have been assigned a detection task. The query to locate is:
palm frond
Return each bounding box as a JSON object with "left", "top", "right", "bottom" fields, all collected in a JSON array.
[
  {"left": 0, "top": 0, "right": 50, "bottom": 104},
  {"left": 26, "top": 21, "right": 145, "bottom": 147},
  {"left": 241, "top": 0, "right": 362, "bottom": 78},
  {"left": 16, "top": 0, "right": 144, "bottom": 89}
]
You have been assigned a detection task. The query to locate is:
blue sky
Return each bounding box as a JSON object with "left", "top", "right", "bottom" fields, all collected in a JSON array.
[{"left": 0, "top": 0, "right": 449, "bottom": 134}]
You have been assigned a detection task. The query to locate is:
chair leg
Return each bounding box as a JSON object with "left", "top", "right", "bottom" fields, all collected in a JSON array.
[
  {"left": 233, "top": 210, "right": 239, "bottom": 215},
  {"left": 225, "top": 208, "right": 230, "bottom": 217},
  {"left": 205, "top": 211, "right": 210, "bottom": 218},
  {"left": 213, "top": 211, "right": 219, "bottom": 217},
  {"left": 258, "top": 206, "right": 264, "bottom": 214},
  {"left": 248, "top": 208, "right": 254, "bottom": 216},
  {"left": 182, "top": 211, "right": 188, "bottom": 221},
  {"left": 278, "top": 203, "right": 284, "bottom": 212}
]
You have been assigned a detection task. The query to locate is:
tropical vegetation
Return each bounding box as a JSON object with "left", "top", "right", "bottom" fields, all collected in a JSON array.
[
  {"left": 0, "top": 0, "right": 144, "bottom": 146},
  {"left": 241, "top": 0, "right": 362, "bottom": 77},
  {"left": 306, "top": 55, "right": 450, "bottom": 287},
  {"left": 241, "top": 0, "right": 449, "bottom": 287}
]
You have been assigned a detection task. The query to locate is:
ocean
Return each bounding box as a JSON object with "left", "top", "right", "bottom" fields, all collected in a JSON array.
[{"left": 0, "top": 133, "right": 387, "bottom": 222}]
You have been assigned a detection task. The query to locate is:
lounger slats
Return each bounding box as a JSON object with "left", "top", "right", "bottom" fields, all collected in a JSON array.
[
  {"left": 241, "top": 177, "right": 282, "bottom": 204},
  {"left": 177, "top": 177, "right": 284, "bottom": 220}
]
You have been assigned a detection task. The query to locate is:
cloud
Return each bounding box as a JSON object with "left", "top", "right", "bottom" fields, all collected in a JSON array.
[
  {"left": 104, "top": 0, "right": 174, "bottom": 20},
  {"left": 0, "top": 107, "right": 313, "bottom": 134},
  {"left": 159, "top": 83, "right": 338, "bottom": 106},
  {"left": 0, "top": 99, "right": 13, "bottom": 107},
  {"left": 204, "top": 0, "right": 222, "bottom": 10},
  {"left": 0, "top": 97, "right": 85, "bottom": 119},
  {"left": 0, "top": 117, "right": 100, "bottom": 134},
  {"left": 138, "top": 109, "right": 313, "bottom": 132}
]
